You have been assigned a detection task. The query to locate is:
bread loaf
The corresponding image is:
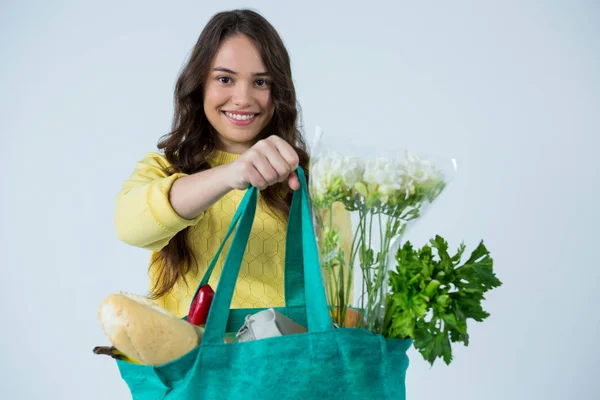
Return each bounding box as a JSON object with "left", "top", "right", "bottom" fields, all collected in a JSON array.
[{"left": 98, "top": 292, "right": 204, "bottom": 366}]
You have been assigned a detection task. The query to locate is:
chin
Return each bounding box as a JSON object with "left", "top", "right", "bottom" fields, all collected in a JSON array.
[{"left": 217, "top": 129, "right": 260, "bottom": 150}]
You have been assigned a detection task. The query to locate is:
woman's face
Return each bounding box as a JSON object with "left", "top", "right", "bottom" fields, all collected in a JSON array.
[{"left": 204, "top": 34, "right": 275, "bottom": 154}]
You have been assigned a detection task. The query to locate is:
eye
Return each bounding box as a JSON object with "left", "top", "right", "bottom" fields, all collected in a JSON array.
[
  {"left": 255, "top": 79, "right": 270, "bottom": 87},
  {"left": 217, "top": 76, "right": 232, "bottom": 84}
]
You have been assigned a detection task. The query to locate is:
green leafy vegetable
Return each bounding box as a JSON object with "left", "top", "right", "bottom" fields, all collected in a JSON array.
[{"left": 382, "top": 235, "right": 502, "bottom": 366}]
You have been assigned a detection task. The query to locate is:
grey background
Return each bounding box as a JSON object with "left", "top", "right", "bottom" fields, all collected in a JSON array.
[{"left": 1, "top": 1, "right": 598, "bottom": 399}]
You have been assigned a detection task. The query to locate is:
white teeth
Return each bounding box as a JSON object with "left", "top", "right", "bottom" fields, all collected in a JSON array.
[{"left": 225, "top": 112, "right": 256, "bottom": 121}]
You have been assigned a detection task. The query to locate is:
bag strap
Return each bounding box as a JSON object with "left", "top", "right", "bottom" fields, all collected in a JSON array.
[
  {"left": 187, "top": 192, "right": 245, "bottom": 309},
  {"left": 296, "top": 167, "right": 332, "bottom": 332},
  {"left": 201, "top": 167, "right": 332, "bottom": 345},
  {"left": 187, "top": 171, "right": 306, "bottom": 312}
]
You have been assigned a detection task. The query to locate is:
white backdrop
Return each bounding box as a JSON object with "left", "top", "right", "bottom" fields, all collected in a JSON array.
[{"left": 1, "top": 1, "right": 598, "bottom": 399}]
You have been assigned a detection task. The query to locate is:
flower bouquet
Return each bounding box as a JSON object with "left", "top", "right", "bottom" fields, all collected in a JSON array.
[{"left": 308, "top": 126, "right": 457, "bottom": 334}]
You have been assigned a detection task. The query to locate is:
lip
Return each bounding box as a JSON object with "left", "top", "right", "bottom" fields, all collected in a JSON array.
[
  {"left": 222, "top": 110, "right": 258, "bottom": 115},
  {"left": 222, "top": 111, "right": 259, "bottom": 126}
]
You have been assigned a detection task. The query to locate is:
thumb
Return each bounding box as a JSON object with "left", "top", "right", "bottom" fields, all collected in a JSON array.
[{"left": 288, "top": 171, "right": 300, "bottom": 191}]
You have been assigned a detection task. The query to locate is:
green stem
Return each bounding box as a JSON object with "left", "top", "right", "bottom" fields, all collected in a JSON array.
[
  {"left": 345, "top": 209, "right": 363, "bottom": 307},
  {"left": 359, "top": 209, "right": 369, "bottom": 304},
  {"left": 357, "top": 210, "right": 366, "bottom": 307},
  {"left": 316, "top": 207, "right": 338, "bottom": 323},
  {"left": 362, "top": 211, "right": 376, "bottom": 331},
  {"left": 328, "top": 204, "right": 343, "bottom": 325},
  {"left": 366, "top": 211, "right": 374, "bottom": 291},
  {"left": 366, "top": 214, "right": 401, "bottom": 332},
  {"left": 349, "top": 209, "right": 363, "bottom": 271},
  {"left": 368, "top": 213, "right": 387, "bottom": 331},
  {"left": 424, "top": 279, "right": 441, "bottom": 298}
]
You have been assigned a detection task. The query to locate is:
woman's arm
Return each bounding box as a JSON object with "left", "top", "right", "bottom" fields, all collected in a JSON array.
[
  {"left": 114, "top": 153, "right": 206, "bottom": 252},
  {"left": 115, "top": 137, "right": 300, "bottom": 252}
]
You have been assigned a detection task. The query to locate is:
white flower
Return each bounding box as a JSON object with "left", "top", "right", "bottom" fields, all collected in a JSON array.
[
  {"left": 398, "top": 151, "right": 443, "bottom": 189},
  {"left": 311, "top": 153, "right": 364, "bottom": 196},
  {"left": 310, "top": 152, "right": 342, "bottom": 195},
  {"left": 363, "top": 157, "right": 403, "bottom": 200},
  {"left": 404, "top": 179, "right": 415, "bottom": 198},
  {"left": 310, "top": 156, "right": 332, "bottom": 197},
  {"left": 340, "top": 156, "right": 364, "bottom": 187},
  {"left": 311, "top": 151, "right": 444, "bottom": 205},
  {"left": 330, "top": 156, "right": 344, "bottom": 175}
]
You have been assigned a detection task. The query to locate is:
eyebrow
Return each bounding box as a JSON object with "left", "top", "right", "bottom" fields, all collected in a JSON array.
[{"left": 212, "top": 67, "right": 270, "bottom": 76}]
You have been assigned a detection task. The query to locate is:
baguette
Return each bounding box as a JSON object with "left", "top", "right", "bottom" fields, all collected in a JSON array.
[{"left": 98, "top": 292, "right": 204, "bottom": 366}]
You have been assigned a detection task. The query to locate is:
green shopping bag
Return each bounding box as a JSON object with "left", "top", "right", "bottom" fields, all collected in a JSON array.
[{"left": 116, "top": 167, "right": 411, "bottom": 399}]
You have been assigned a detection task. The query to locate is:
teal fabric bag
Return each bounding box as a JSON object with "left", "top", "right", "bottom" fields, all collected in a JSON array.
[{"left": 116, "top": 168, "right": 411, "bottom": 399}]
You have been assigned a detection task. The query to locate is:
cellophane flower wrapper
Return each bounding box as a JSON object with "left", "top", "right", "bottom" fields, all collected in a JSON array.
[{"left": 308, "top": 126, "right": 458, "bottom": 334}]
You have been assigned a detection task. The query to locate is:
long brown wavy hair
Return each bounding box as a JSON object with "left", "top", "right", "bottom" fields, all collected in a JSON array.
[{"left": 149, "top": 9, "right": 310, "bottom": 299}]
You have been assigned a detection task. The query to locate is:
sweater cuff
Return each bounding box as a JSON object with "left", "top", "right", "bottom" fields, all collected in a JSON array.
[{"left": 147, "top": 173, "right": 203, "bottom": 232}]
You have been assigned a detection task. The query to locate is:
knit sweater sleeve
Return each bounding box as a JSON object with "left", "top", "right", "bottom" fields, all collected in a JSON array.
[{"left": 114, "top": 152, "right": 204, "bottom": 252}]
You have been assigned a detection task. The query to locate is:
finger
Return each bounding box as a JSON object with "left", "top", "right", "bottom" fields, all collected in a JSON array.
[
  {"left": 257, "top": 140, "right": 292, "bottom": 182},
  {"left": 246, "top": 164, "right": 268, "bottom": 190},
  {"left": 268, "top": 136, "right": 299, "bottom": 170},
  {"left": 288, "top": 171, "right": 300, "bottom": 191},
  {"left": 250, "top": 150, "right": 279, "bottom": 187}
]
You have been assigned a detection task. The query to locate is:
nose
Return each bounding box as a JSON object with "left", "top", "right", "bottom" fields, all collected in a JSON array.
[{"left": 232, "top": 82, "right": 253, "bottom": 108}]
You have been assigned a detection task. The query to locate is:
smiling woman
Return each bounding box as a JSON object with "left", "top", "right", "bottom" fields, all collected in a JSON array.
[{"left": 113, "top": 9, "right": 321, "bottom": 315}]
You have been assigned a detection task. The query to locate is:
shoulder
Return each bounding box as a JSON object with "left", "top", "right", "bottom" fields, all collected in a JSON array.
[
  {"left": 140, "top": 151, "right": 171, "bottom": 167},
  {"left": 130, "top": 151, "right": 175, "bottom": 178}
]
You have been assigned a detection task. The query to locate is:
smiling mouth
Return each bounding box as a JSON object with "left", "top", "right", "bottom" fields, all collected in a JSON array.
[{"left": 222, "top": 111, "right": 259, "bottom": 121}]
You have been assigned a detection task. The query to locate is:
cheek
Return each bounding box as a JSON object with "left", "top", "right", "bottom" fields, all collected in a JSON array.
[
  {"left": 259, "top": 92, "right": 274, "bottom": 114},
  {"left": 204, "top": 85, "right": 228, "bottom": 110}
]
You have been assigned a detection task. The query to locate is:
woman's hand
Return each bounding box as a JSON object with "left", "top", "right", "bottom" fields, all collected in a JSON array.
[
  {"left": 226, "top": 136, "right": 300, "bottom": 191},
  {"left": 166, "top": 136, "right": 300, "bottom": 220}
]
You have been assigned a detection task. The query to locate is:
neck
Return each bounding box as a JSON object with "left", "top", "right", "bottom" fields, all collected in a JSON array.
[
  {"left": 214, "top": 135, "right": 260, "bottom": 155},
  {"left": 206, "top": 148, "right": 242, "bottom": 167}
]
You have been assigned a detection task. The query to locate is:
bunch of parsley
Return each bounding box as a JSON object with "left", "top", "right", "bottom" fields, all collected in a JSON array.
[{"left": 382, "top": 235, "right": 502, "bottom": 365}]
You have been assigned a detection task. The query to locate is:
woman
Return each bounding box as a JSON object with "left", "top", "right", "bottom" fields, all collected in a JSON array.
[{"left": 114, "top": 9, "right": 312, "bottom": 317}]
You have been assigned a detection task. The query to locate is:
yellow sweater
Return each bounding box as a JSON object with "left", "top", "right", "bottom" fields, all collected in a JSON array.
[{"left": 114, "top": 150, "right": 352, "bottom": 318}]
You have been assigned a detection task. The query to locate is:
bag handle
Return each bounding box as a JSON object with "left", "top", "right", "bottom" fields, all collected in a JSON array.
[
  {"left": 201, "top": 167, "right": 332, "bottom": 345},
  {"left": 187, "top": 169, "right": 306, "bottom": 312},
  {"left": 186, "top": 190, "right": 246, "bottom": 309}
]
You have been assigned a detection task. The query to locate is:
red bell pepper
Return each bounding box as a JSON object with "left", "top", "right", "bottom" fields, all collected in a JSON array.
[{"left": 188, "top": 284, "right": 214, "bottom": 326}]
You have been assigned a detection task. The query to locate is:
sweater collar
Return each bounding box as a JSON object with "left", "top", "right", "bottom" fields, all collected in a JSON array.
[{"left": 206, "top": 149, "right": 241, "bottom": 167}]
